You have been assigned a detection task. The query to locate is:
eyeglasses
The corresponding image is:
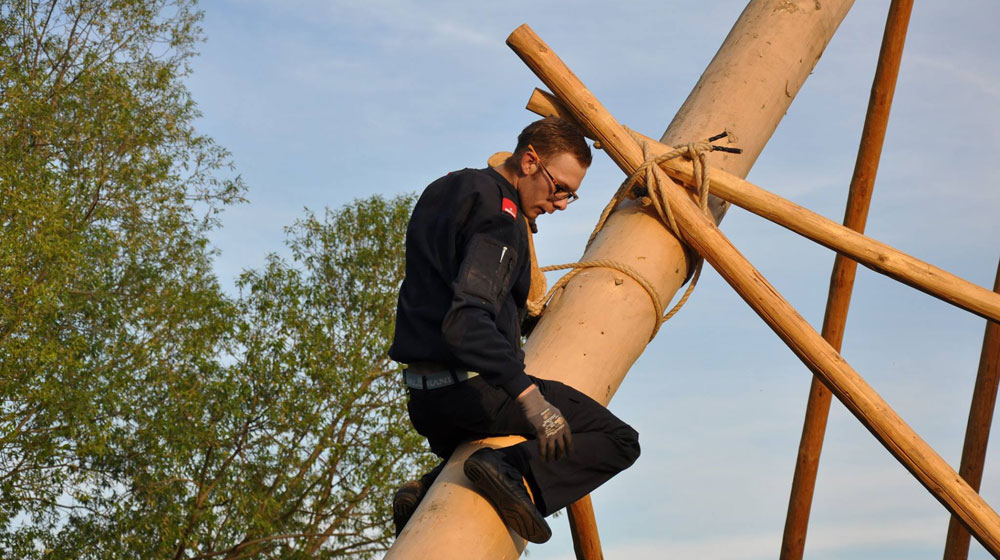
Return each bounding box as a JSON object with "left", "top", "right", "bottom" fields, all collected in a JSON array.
[{"left": 527, "top": 144, "right": 579, "bottom": 204}]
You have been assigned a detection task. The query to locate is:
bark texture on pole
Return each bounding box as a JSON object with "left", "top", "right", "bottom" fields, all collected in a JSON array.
[
  {"left": 781, "top": 2, "right": 913, "bottom": 557},
  {"left": 386, "top": 3, "right": 853, "bottom": 557},
  {"left": 505, "top": 22, "right": 1000, "bottom": 558},
  {"left": 567, "top": 495, "right": 604, "bottom": 560},
  {"left": 944, "top": 259, "right": 1000, "bottom": 560}
]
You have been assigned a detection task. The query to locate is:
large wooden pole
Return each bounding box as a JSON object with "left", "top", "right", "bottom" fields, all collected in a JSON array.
[
  {"left": 658, "top": 0, "right": 853, "bottom": 222},
  {"left": 386, "top": 3, "right": 854, "bottom": 557},
  {"left": 505, "top": 23, "right": 1000, "bottom": 556},
  {"left": 782, "top": 2, "right": 913, "bottom": 557},
  {"left": 944, "top": 258, "right": 1000, "bottom": 560}
]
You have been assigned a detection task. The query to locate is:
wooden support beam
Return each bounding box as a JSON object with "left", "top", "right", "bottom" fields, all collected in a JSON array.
[
  {"left": 567, "top": 495, "right": 604, "bottom": 560},
  {"left": 526, "top": 88, "right": 1000, "bottom": 324},
  {"left": 387, "top": 3, "right": 854, "bottom": 556},
  {"left": 506, "top": 22, "right": 1000, "bottom": 557},
  {"left": 782, "top": 2, "right": 913, "bottom": 557},
  {"left": 944, "top": 258, "right": 1000, "bottom": 560}
]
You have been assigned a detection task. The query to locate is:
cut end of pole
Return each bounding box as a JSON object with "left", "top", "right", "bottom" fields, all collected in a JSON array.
[{"left": 506, "top": 24, "right": 535, "bottom": 48}]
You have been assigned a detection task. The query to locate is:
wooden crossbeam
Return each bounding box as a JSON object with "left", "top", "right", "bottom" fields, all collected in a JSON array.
[
  {"left": 526, "top": 89, "right": 1000, "bottom": 325},
  {"left": 507, "top": 22, "right": 1000, "bottom": 557}
]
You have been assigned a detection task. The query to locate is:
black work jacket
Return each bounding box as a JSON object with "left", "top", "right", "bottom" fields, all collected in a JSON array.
[{"left": 389, "top": 167, "right": 533, "bottom": 397}]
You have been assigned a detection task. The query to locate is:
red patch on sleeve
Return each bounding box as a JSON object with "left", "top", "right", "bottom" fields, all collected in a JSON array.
[{"left": 501, "top": 198, "right": 517, "bottom": 219}]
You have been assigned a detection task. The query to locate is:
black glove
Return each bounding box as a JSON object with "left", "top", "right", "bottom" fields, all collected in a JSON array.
[{"left": 516, "top": 385, "right": 573, "bottom": 461}]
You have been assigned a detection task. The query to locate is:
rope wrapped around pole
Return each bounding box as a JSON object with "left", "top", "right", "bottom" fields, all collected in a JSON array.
[{"left": 528, "top": 130, "right": 736, "bottom": 339}]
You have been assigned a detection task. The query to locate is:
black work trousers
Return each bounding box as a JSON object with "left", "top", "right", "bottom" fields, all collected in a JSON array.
[{"left": 407, "top": 375, "right": 640, "bottom": 516}]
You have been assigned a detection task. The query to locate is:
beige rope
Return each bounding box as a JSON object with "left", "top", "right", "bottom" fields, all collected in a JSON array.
[{"left": 525, "top": 128, "right": 718, "bottom": 340}]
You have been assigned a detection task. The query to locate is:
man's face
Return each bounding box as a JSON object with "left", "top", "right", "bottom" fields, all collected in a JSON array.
[{"left": 518, "top": 150, "right": 587, "bottom": 221}]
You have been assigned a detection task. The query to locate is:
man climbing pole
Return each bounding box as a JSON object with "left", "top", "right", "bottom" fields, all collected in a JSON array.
[{"left": 389, "top": 117, "right": 641, "bottom": 544}]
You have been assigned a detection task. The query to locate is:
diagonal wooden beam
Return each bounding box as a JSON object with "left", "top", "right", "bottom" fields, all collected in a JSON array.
[
  {"left": 506, "top": 23, "right": 1000, "bottom": 556},
  {"left": 526, "top": 88, "right": 1000, "bottom": 324}
]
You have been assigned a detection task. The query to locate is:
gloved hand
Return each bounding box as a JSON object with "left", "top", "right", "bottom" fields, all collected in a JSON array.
[{"left": 516, "top": 385, "right": 573, "bottom": 461}]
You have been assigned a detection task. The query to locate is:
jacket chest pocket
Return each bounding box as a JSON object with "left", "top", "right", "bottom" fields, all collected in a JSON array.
[{"left": 457, "top": 234, "right": 519, "bottom": 314}]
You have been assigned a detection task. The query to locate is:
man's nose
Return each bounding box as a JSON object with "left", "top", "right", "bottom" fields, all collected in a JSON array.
[{"left": 553, "top": 198, "right": 570, "bottom": 211}]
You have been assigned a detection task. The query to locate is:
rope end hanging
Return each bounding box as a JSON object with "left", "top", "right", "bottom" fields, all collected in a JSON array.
[
  {"left": 692, "top": 130, "right": 743, "bottom": 154},
  {"left": 705, "top": 130, "right": 742, "bottom": 154},
  {"left": 712, "top": 146, "right": 743, "bottom": 154}
]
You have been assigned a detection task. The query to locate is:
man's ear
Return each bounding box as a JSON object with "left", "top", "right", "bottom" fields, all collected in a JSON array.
[{"left": 519, "top": 150, "right": 537, "bottom": 175}]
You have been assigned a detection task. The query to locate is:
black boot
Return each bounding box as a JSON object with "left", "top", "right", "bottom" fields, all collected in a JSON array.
[
  {"left": 392, "top": 461, "right": 444, "bottom": 537},
  {"left": 463, "top": 448, "right": 551, "bottom": 543}
]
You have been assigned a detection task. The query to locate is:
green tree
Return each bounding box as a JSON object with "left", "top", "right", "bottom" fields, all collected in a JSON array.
[
  {"left": 46, "top": 194, "right": 432, "bottom": 560},
  {"left": 1, "top": 1, "right": 431, "bottom": 556},
  {"left": 205, "top": 195, "right": 434, "bottom": 559},
  {"left": 1, "top": 0, "right": 243, "bottom": 556}
]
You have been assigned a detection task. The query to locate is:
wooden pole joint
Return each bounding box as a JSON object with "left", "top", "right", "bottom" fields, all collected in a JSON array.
[{"left": 507, "top": 22, "right": 1000, "bottom": 557}]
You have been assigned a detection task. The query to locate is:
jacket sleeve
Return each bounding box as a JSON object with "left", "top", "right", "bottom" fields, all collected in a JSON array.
[{"left": 441, "top": 188, "right": 533, "bottom": 398}]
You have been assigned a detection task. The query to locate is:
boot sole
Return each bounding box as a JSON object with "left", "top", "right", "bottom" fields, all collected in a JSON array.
[
  {"left": 393, "top": 483, "right": 424, "bottom": 536},
  {"left": 464, "top": 455, "right": 552, "bottom": 543}
]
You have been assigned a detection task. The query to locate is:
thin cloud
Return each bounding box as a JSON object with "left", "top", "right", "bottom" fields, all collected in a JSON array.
[
  {"left": 429, "top": 20, "right": 493, "bottom": 47},
  {"left": 909, "top": 54, "right": 1000, "bottom": 100}
]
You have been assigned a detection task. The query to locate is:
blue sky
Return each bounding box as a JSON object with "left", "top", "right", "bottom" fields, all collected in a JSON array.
[{"left": 187, "top": 2, "right": 1000, "bottom": 558}]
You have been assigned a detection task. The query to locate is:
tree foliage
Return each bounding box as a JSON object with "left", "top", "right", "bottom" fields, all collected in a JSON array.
[
  {"left": 2, "top": 0, "right": 242, "bottom": 554},
  {"left": 215, "top": 196, "right": 433, "bottom": 558},
  {"left": 1, "top": 1, "right": 430, "bottom": 557}
]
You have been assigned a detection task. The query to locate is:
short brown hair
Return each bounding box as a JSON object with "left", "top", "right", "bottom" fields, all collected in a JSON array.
[{"left": 511, "top": 117, "right": 592, "bottom": 168}]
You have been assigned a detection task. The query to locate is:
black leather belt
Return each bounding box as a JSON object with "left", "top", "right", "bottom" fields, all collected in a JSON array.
[{"left": 403, "top": 368, "right": 480, "bottom": 390}]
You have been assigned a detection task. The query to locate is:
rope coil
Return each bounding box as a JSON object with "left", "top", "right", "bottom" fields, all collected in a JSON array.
[{"left": 527, "top": 129, "right": 737, "bottom": 340}]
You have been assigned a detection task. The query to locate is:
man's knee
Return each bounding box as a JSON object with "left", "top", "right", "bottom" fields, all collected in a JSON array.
[{"left": 612, "top": 423, "right": 641, "bottom": 470}]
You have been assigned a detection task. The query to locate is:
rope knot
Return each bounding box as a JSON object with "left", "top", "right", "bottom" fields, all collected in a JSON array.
[{"left": 526, "top": 129, "right": 740, "bottom": 341}]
